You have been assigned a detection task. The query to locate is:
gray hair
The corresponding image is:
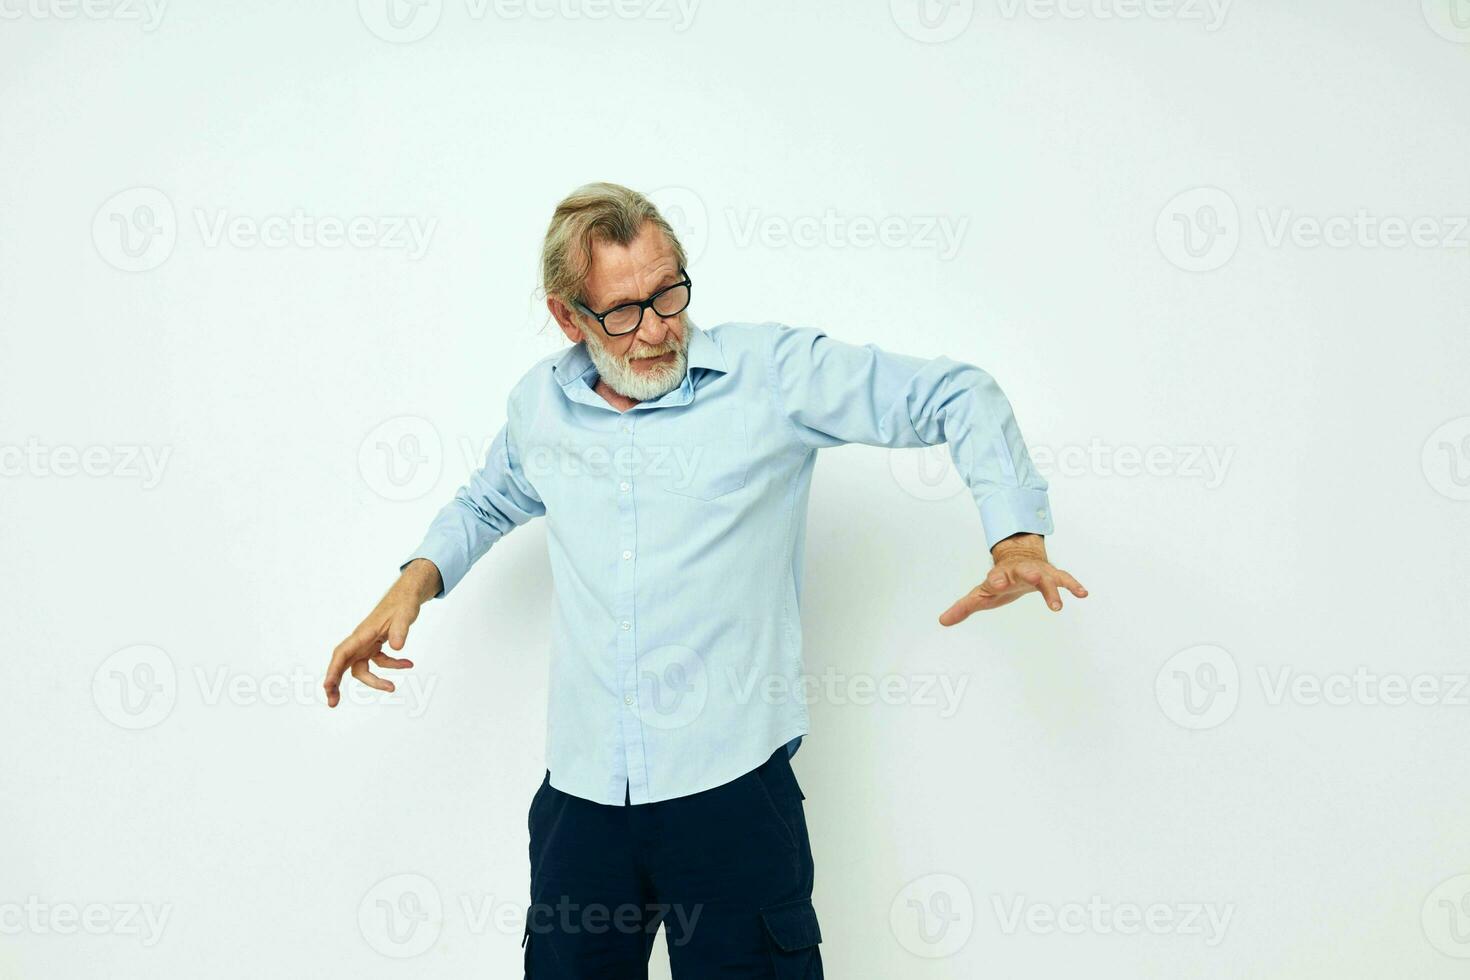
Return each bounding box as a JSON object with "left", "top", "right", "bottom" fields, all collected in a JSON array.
[{"left": 540, "top": 182, "right": 688, "bottom": 312}]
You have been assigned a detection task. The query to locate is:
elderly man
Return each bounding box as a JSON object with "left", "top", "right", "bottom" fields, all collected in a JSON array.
[{"left": 324, "top": 182, "right": 1086, "bottom": 978}]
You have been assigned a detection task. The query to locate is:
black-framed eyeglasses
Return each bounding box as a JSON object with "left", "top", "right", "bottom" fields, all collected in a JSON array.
[{"left": 575, "top": 269, "right": 692, "bottom": 337}]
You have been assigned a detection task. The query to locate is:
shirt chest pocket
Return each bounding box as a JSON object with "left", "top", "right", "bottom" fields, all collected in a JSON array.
[{"left": 647, "top": 405, "right": 749, "bottom": 501}]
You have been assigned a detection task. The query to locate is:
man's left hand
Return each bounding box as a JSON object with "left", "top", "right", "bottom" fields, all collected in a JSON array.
[{"left": 938, "top": 533, "right": 1088, "bottom": 626}]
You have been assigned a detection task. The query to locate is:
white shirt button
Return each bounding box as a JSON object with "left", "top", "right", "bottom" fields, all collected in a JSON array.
[
  {"left": 620, "top": 621, "right": 631, "bottom": 631},
  {"left": 619, "top": 481, "right": 631, "bottom": 492},
  {"left": 621, "top": 424, "right": 631, "bottom": 433},
  {"left": 1036, "top": 509, "right": 1048, "bottom": 520},
  {"left": 624, "top": 696, "right": 634, "bottom": 705},
  {"left": 622, "top": 550, "right": 633, "bottom": 560}
]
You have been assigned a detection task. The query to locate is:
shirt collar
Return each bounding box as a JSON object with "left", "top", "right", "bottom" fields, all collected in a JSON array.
[{"left": 552, "top": 322, "right": 727, "bottom": 389}]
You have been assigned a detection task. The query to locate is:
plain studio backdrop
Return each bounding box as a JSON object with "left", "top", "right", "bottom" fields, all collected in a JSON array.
[{"left": 3, "top": 1, "right": 1469, "bottom": 977}]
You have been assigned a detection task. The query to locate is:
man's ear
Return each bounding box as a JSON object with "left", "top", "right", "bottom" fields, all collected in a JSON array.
[{"left": 547, "top": 296, "right": 585, "bottom": 345}]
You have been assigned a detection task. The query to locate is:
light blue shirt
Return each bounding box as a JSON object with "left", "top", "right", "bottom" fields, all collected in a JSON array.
[{"left": 403, "top": 321, "right": 1053, "bottom": 805}]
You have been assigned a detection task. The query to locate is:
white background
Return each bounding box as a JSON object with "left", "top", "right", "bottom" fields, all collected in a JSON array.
[{"left": 3, "top": 1, "right": 1469, "bottom": 977}]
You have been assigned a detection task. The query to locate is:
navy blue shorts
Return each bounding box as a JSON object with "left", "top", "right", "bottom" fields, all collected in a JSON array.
[{"left": 522, "top": 746, "right": 823, "bottom": 978}]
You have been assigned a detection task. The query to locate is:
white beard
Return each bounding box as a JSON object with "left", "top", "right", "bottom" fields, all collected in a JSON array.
[{"left": 582, "top": 321, "right": 690, "bottom": 402}]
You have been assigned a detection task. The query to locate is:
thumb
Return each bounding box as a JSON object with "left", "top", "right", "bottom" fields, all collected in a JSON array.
[{"left": 387, "top": 617, "right": 410, "bottom": 651}]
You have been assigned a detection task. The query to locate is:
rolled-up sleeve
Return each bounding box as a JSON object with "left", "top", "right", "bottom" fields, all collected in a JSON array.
[
  {"left": 399, "top": 405, "right": 545, "bottom": 598},
  {"left": 768, "top": 322, "right": 1053, "bottom": 549}
]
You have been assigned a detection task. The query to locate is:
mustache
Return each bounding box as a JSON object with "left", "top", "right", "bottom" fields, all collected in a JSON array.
[{"left": 627, "top": 342, "right": 681, "bottom": 359}]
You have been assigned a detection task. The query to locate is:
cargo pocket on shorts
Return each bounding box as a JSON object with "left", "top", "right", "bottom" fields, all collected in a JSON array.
[{"left": 760, "top": 897, "right": 823, "bottom": 979}]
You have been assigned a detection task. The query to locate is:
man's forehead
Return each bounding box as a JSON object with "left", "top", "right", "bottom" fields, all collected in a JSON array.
[
  {"left": 584, "top": 247, "right": 679, "bottom": 304},
  {"left": 582, "top": 255, "right": 679, "bottom": 304}
]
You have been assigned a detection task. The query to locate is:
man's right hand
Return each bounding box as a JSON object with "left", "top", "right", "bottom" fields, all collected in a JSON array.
[{"left": 322, "top": 558, "right": 442, "bottom": 708}]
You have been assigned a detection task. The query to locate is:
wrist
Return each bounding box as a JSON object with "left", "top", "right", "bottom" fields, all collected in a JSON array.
[
  {"left": 398, "top": 559, "right": 442, "bottom": 604},
  {"left": 991, "top": 532, "right": 1047, "bottom": 564}
]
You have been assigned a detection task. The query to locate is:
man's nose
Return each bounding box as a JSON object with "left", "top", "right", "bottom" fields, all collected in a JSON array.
[{"left": 634, "top": 310, "right": 674, "bottom": 347}]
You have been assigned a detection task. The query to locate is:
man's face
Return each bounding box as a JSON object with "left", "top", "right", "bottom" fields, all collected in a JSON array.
[{"left": 556, "top": 221, "right": 689, "bottom": 402}]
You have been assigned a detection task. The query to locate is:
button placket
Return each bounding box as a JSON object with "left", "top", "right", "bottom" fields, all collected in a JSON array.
[{"left": 613, "top": 413, "right": 648, "bottom": 801}]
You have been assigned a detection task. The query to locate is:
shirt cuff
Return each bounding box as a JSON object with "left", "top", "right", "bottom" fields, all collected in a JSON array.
[
  {"left": 399, "top": 528, "right": 501, "bottom": 599},
  {"left": 975, "top": 487, "right": 1054, "bottom": 551}
]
